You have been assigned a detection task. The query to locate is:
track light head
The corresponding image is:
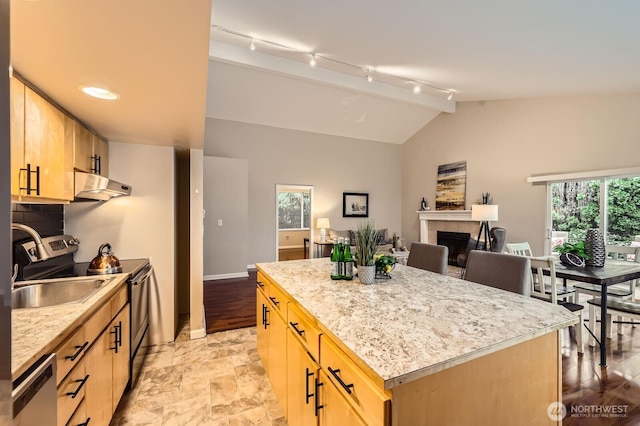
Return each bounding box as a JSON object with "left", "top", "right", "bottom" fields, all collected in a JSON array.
[
  {"left": 309, "top": 53, "right": 317, "bottom": 67},
  {"left": 365, "top": 68, "right": 373, "bottom": 83},
  {"left": 447, "top": 91, "right": 453, "bottom": 100},
  {"left": 250, "top": 38, "right": 256, "bottom": 51},
  {"left": 413, "top": 84, "right": 421, "bottom": 94}
]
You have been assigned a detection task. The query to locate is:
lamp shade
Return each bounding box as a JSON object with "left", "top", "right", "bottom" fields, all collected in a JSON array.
[
  {"left": 316, "top": 217, "right": 331, "bottom": 229},
  {"left": 471, "top": 204, "right": 499, "bottom": 221}
]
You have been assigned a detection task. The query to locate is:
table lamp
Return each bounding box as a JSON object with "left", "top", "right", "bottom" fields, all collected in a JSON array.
[
  {"left": 317, "top": 217, "right": 331, "bottom": 242},
  {"left": 471, "top": 205, "right": 499, "bottom": 250}
]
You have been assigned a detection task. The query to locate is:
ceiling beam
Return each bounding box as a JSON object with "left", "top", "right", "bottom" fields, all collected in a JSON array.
[{"left": 209, "top": 41, "right": 456, "bottom": 114}]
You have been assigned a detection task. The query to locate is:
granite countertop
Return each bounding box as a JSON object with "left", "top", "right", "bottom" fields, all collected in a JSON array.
[
  {"left": 256, "top": 258, "right": 577, "bottom": 389},
  {"left": 12, "top": 273, "right": 128, "bottom": 380}
]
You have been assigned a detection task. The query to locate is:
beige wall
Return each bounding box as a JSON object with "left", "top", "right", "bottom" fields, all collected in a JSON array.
[
  {"left": 204, "top": 118, "right": 402, "bottom": 264},
  {"left": 203, "top": 156, "right": 248, "bottom": 278},
  {"left": 65, "top": 142, "right": 177, "bottom": 345},
  {"left": 401, "top": 94, "right": 640, "bottom": 255}
]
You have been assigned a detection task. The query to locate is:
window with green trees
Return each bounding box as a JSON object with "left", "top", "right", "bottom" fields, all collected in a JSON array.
[
  {"left": 551, "top": 177, "right": 640, "bottom": 246},
  {"left": 278, "top": 191, "right": 311, "bottom": 230}
]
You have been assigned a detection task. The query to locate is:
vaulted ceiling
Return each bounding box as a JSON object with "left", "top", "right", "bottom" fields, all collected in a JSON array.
[{"left": 11, "top": 1, "right": 640, "bottom": 147}]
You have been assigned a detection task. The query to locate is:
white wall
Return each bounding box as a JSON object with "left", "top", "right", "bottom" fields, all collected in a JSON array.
[
  {"left": 401, "top": 94, "right": 640, "bottom": 255},
  {"left": 204, "top": 118, "right": 402, "bottom": 264},
  {"left": 65, "top": 142, "right": 176, "bottom": 345},
  {"left": 203, "top": 156, "right": 248, "bottom": 278},
  {"left": 189, "top": 149, "right": 205, "bottom": 339}
]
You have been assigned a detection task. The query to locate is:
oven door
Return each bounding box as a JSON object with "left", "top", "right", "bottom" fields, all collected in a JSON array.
[{"left": 128, "top": 263, "right": 152, "bottom": 390}]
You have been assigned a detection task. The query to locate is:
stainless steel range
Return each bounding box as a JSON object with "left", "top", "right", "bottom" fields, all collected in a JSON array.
[{"left": 13, "top": 234, "right": 152, "bottom": 391}]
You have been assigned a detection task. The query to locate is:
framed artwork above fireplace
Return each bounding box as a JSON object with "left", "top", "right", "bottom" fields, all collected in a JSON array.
[{"left": 436, "top": 161, "right": 467, "bottom": 211}]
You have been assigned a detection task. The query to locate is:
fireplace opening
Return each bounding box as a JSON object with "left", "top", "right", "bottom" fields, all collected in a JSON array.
[{"left": 437, "top": 231, "right": 471, "bottom": 266}]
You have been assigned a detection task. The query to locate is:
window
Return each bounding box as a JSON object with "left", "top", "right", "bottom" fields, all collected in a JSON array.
[
  {"left": 278, "top": 190, "right": 310, "bottom": 229},
  {"left": 550, "top": 176, "right": 640, "bottom": 249}
]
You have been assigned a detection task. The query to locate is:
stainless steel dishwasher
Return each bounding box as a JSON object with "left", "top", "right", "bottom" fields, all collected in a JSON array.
[{"left": 12, "top": 353, "right": 57, "bottom": 425}]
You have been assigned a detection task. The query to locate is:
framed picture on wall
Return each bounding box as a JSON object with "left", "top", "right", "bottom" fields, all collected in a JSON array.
[{"left": 343, "top": 192, "right": 369, "bottom": 217}]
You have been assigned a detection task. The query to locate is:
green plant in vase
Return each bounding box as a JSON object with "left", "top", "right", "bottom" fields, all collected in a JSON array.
[
  {"left": 352, "top": 219, "right": 378, "bottom": 284},
  {"left": 553, "top": 241, "right": 589, "bottom": 267}
]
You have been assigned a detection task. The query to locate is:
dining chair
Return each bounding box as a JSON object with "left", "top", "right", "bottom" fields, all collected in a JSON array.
[
  {"left": 508, "top": 242, "right": 576, "bottom": 303},
  {"left": 464, "top": 250, "right": 531, "bottom": 296},
  {"left": 407, "top": 242, "right": 448, "bottom": 275},
  {"left": 587, "top": 297, "right": 640, "bottom": 346},
  {"left": 529, "top": 256, "right": 584, "bottom": 354},
  {"left": 506, "top": 242, "right": 533, "bottom": 257},
  {"left": 576, "top": 245, "right": 640, "bottom": 336}
]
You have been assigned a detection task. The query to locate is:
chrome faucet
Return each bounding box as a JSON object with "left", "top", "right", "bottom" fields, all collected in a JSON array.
[{"left": 11, "top": 223, "right": 50, "bottom": 261}]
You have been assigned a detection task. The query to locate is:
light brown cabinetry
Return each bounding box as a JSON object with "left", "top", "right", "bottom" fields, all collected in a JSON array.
[
  {"left": 256, "top": 277, "right": 287, "bottom": 412},
  {"left": 73, "top": 121, "right": 109, "bottom": 176},
  {"left": 11, "top": 83, "right": 74, "bottom": 201},
  {"left": 317, "top": 370, "right": 366, "bottom": 426},
  {"left": 54, "top": 285, "right": 129, "bottom": 426},
  {"left": 286, "top": 329, "right": 320, "bottom": 425}
]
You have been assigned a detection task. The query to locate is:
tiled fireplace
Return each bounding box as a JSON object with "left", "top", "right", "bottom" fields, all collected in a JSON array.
[{"left": 417, "top": 210, "right": 480, "bottom": 244}]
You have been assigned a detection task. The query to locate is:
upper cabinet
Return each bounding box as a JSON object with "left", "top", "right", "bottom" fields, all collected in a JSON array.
[
  {"left": 11, "top": 77, "right": 74, "bottom": 202},
  {"left": 10, "top": 73, "right": 110, "bottom": 203},
  {"left": 73, "top": 122, "right": 109, "bottom": 176}
]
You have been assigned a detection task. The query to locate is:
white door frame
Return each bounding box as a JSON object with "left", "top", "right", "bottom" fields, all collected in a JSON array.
[{"left": 275, "top": 184, "right": 314, "bottom": 261}]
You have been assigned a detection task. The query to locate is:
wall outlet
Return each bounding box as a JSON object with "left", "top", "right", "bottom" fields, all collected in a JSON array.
[{"left": 217, "top": 219, "right": 223, "bottom": 227}]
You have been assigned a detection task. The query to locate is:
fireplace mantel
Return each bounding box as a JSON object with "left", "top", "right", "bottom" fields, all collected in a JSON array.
[{"left": 417, "top": 210, "right": 477, "bottom": 243}]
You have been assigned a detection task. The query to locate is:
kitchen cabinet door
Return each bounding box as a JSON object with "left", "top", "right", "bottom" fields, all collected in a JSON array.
[
  {"left": 317, "top": 370, "right": 366, "bottom": 426},
  {"left": 10, "top": 76, "right": 25, "bottom": 197},
  {"left": 257, "top": 288, "right": 269, "bottom": 373},
  {"left": 112, "top": 305, "right": 130, "bottom": 411},
  {"left": 73, "top": 120, "right": 93, "bottom": 172},
  {"left": 23, "top": 87, "right": 73, "bottom": 201},
  {"left": 287, "top": 329, "right": 319, "bottom": 426},
  {"left": 85, "top": 328, "right": 114, "bottom": 426},
  {"left": 93, "top": 134, "right": 109, "bottom": 176},
  {"left": 269, "top": 304, "right": 288, "bottom": 412}
]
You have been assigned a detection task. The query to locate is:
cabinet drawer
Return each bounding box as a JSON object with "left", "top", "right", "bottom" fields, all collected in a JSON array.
[
  {"left": 110, "top": 285, "right": 128, "bottom": 318},
  {"left": 56, "top": 326, "right": 88, "bottom": 386},
  {"left": 256, "top": 272, "right": 269, "bottom": 293},
  {"left": 85, "top": 299, "right": 111, "bottom": 345},
  {"left": 268, "top": 282, "right": 288, "bottom": 319},
  {"left": 288, "top": 303, "right": 321, "bottom": 362},
  {"left": 321, "top": 336, "right": 390, "bottom": 426},
  {"left": 57, "top": 359, "right": 88, "bottom": 426}
]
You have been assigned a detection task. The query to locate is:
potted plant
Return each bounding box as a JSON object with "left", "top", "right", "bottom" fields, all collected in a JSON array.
[
  {"left": 553, "top": 241, "right": 590, "bottom": 267},
  {"left": 352, "top": 219, "right": 378, "bottom": 284}
]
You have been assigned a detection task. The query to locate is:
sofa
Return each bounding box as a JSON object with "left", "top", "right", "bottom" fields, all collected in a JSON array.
[{"left": 329, "top": 228, "right": 395, "bottom": 253}]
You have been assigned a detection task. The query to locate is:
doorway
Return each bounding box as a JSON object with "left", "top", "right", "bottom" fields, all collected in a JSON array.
[{"left": 275, "top": 185, "right": 314, "bottom": 261}]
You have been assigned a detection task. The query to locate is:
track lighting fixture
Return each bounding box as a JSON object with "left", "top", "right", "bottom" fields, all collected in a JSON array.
[{"left": 212, "top": 25, "right": 455, "bottom": 100}]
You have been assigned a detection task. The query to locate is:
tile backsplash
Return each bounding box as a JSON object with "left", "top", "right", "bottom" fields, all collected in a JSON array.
[{"left": 11, "top": 204, "right": 64, "bottom": 241}]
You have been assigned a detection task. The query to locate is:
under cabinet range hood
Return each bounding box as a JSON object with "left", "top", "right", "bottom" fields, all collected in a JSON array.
[{"left": 74, "top": 172, "right": 132, "bottom": 201}]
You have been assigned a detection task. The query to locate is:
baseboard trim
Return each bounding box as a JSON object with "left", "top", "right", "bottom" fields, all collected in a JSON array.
[
  {"left": 190, "top": 328, "right": 206, "bottom": 339},
  {"left": 204, "top": 272, "right": 249, "bottom": 281}
]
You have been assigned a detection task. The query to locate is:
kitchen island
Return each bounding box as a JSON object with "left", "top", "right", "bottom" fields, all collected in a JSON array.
[{"left": 256, "top": 258, "right": 576, "bottom": 425}]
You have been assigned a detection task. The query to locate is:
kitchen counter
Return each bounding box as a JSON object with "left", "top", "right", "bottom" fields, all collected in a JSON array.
[
  {"left": 256, "top": 258, "right": 576, "bottom": 389},
  {"left": 11, "top": 273, "right": 129, "bottom": 380}
]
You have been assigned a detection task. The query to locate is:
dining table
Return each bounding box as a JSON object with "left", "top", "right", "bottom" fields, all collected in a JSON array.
[{"left": 554, "top": 260, "right": 640, "bottom": 367}]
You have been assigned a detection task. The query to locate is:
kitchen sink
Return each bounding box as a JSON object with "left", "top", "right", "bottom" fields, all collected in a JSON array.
[{"left": 12, "top": 278, "right": 111, "bottom": 309}]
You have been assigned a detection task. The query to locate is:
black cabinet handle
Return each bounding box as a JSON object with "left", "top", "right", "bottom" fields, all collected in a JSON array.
[
  {"left": 91, "top": 155, "right": 98, "bottom": 174},
  {"left": 269, "top": 296, "right": 279, "bottom": 307},
  {"left": 117, "top": 320, "right": 123, "bottom": 347},
  {"left": 21, "top": 164, "right": 40, "bottom": 195},
  {"left": 78, "top": 418, "right": 91, "bottom": 426},
  {"left": 97, "top": 155, "right": 101, "bottom": 175},
  {"left": 65, "top": 342, "right": 88, "bottom": 362},
  {"left": 290, "top": 322, "right": 305, "bottom": 336},
  {"left": 257, "top": 281, "right": 264, "bottom": 289},
  {"left": 314, "top": 378, "right": 324, "bottom": 417},
  {"left": 327, "top": 367, "right": 354, "bottom": 394},
  {"left": 110, "top": 323, "right": 121, "bottom": 353},
  {"left": 66, "top": 375, "right": 90, "bottom": 399},
  {"left": 262, "top": 305, "right": 270, "bottom": 329},
  {"left": 305, "top": 368, "right": 314, "bottom": 405}
]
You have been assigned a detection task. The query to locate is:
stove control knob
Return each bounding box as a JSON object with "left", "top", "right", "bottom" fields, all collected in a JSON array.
[
  {"left": 67, "top": 238, "right": 80, "bottom": 245},
  {"left": 28, "top": 248, "right": 37, "bottom": 256}
]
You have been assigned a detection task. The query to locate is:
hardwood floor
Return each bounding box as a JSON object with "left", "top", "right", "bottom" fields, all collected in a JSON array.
[
  {"left": 203, "top": 271, "right": 640, "bottom": 423},
  {"left": 203, "top": 270, "right": 257, "bottom": 333}
]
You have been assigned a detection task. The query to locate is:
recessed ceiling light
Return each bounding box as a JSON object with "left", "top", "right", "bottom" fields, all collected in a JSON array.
[{"left": 80, "top": 86, "right": 119, "bottom": 100}]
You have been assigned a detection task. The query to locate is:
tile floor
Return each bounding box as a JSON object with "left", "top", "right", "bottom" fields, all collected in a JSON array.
[{"left": 111, "top": 318, "right": 287, "bottom": 425}]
